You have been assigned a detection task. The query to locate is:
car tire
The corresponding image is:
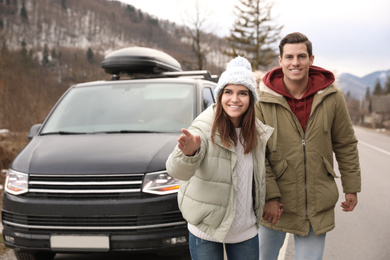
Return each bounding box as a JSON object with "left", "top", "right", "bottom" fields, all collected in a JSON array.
[{"left": 14, "top": 250, "right": 56, "bottom": 260}]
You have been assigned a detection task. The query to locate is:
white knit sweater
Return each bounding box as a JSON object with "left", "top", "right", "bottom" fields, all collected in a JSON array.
[{"left": 188, "top": 128, "right": 258, "bottom": 243}]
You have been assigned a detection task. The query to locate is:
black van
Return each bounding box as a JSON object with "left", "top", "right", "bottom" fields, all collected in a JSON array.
[{"left": 2, "top": 47, "right": 217, "bottom": 260}]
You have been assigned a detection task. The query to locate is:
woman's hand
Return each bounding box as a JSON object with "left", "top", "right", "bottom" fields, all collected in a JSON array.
[
  {"left": 262, "top": 199, "right": 283, "bottom": 225},
  {"left": 178, "top": 128, "right": 201, "bottom": 156}
]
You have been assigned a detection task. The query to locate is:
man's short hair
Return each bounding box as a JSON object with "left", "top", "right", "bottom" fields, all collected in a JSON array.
[{"left": 279, "top": 32, "right": 313, "bottom": 57}]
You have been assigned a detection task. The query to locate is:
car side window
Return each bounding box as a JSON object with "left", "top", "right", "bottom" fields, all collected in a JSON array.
[{"left": 203, "top": 87, "right": 214, "bottom": 111}]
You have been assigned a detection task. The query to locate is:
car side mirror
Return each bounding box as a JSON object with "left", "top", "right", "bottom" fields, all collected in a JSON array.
[{"left": 28, "top": 124, "right": 42, "bottom": 140}]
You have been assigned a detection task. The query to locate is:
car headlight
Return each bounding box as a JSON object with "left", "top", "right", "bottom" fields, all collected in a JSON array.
[
  {"left": 142, "top": 171, "right": 180, "bottom": 195},
  {"left": 5, "top": 169, "right": 28, "bottom": 195}
]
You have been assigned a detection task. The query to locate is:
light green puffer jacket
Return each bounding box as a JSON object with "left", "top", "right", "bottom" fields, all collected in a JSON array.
[
  {"left": 255, "top": 82, "right": 361, "bottom": 236},
  {"left": 166, "top": 104, "right": 273, "bottom": 242}
]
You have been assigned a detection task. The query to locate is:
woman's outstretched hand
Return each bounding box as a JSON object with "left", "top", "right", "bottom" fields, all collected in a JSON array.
[{"left": 178, "top": 128, "right": 201, "bottom": 156}]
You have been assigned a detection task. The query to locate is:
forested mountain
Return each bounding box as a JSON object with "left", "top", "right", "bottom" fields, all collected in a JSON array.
[
  {"left": 1, "top": 0, "right": 226, "bottom": 72},
  {"left": 339, "top": 70, "right": 390, "bottom": 99},
  {"left": 0, "top": 0, "right": 228, "bottom": 132}
]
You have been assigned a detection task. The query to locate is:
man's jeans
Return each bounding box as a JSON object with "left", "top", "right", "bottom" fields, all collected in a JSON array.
[
  {"left": 189, "top": 232, "right": 259, "bottom": 260},
  {"left": 259, "top": 226, "right": 326, "bottom": 260}
]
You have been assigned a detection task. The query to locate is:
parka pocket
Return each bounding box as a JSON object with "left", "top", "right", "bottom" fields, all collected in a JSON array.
[
  {"left": 272, "top": 159, "right": 299, "bottom": 214},
  {"left": 272, "top": 159, "right": 288, "bottom": 180},
  {"left": 323, "top": 157, "right": 339, "bottom": 178},
  {"left": 314, "top": 156, "right": 339, "bottom": 213},
  {"left": 179, "top": 176, "right": 230, "bottom": 228}
]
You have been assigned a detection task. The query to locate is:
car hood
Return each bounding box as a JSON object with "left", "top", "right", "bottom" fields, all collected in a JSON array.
[{"left": 11, "top": 133, "right": 179, "bottom": 174}]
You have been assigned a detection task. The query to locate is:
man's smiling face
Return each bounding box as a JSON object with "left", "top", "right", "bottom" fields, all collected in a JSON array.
[{"left": 279, "top": 42, "right": 314, "bottom": 85}]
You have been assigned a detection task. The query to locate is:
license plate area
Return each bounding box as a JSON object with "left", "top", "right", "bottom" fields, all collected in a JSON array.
[{"left": 50, "top": 235, "right": 109, "bottom": 252}]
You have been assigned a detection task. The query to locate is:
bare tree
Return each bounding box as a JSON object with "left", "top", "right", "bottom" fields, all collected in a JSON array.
[{"left": 182, "top": 0, "right": 215, "bottom": 70}]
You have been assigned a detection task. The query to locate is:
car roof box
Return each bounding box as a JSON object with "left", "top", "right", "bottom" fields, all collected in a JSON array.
[{"left": 101, "top": 47, "right": 182, "bottom": 75}]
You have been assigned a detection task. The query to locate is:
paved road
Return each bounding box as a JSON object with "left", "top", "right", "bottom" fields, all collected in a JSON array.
[{"left": 0, "top": 248, "right": 14, "bottom": 260}]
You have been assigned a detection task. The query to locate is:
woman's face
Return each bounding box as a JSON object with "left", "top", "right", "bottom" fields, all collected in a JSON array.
[{"left": 221, "top": 84, "right": 250, "bottom": 128}]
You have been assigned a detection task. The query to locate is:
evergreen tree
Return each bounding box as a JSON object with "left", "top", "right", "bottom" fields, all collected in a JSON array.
[
  {"left": 365, "top": 86, "right": 370, "bottom": 101},
  {"left": 147, "top": 16, "right": 158, "bottom": 26},
  {"left": 20, "top": 40, "right": 27, "bottom": 57},
  {"left": 385, "top": 74, "right": 390, "bottom": 95},
  {"left": 86, "top": 47, "right": 94, "bottom": 63},
  {"left": 20, "top": 0, "right": 28, "bottom": 20},
  {"left": 226, "top": 0, "right": 282, "bottom": 71},
  {"left": 373, "top": 78, "right": 382, "bottom": 95},
  {"left": 61, "top": 0, "right": 67, "bottom": 10},
  {"left": 51, "top": 48, "right": 56, "bottom": 59},
  {"left": 51, "top": 48, "right": 57, "bottom": 61},
  {"left": 126, "top": 4, "right": 135, "bottom": 12},
  {"left": 42, "top": 44, "right": 49, "bottom": 66}
]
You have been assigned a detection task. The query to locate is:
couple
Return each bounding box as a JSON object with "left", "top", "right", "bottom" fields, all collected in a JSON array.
[{"left": 166, "top": 32, "right": 361, "bottom": 260}]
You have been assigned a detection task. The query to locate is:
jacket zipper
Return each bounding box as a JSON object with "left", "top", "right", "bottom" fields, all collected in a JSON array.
[
  {"left": 302, "top": 138, "right": 308, "bottom": 219},
  {"left": 289, "top": 110, "right": 308, "bottom": 219}
]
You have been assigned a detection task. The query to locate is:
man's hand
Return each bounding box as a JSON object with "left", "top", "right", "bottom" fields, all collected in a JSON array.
[
  {"left": 177, "top": 128, "right": 201, "bottom": 156},
  {"left": 341, "top": 193, "right": 358, "bottom": 212},
  {"left": 262, "top": 199, "right": 283, "bottom": 225}
]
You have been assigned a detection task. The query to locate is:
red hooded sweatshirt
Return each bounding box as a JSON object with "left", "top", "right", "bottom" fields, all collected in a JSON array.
[{"left": 262, "top": 65, "right": 335, "bottom": 132}]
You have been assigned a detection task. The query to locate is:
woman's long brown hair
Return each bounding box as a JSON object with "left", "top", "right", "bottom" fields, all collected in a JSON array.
[{"left": 211, "top": 88, "right": 258, "bottom": 154}]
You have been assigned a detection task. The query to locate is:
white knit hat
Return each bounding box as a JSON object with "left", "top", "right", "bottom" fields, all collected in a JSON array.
[{"left": 215, "top": 56, "right": 258, "bottom": 103}]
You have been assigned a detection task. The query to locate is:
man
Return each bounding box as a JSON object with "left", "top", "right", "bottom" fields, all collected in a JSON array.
[{"left": 255, "top": 32, "right": 361, "bottom": 259}]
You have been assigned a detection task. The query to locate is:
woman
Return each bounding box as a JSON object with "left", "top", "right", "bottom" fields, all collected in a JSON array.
[{"left": 166, "top": 56, "right": 273, "bottom": 260}]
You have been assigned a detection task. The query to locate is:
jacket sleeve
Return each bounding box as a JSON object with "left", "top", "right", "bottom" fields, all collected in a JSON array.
[
  {"left": 255, "top": 101, "right": 281, "bottom": 201},
  {"left": 331, "top": 90, "right": 361, "bottom": 193},
  {"left": 165, "top": 127, "right": 207, "bottom": 181}
]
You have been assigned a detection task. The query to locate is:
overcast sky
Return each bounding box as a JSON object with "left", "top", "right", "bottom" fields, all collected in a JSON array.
[{"left": 118, "top": 0, "right": 390, "bottom": 78}]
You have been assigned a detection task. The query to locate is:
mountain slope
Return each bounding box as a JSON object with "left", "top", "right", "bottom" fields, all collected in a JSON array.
[
  {"left": 339, "top": 70, "right": 390, "bottom": 98},
  {"left": 0, "top": 0, "right": 206, "bottom": 70}
]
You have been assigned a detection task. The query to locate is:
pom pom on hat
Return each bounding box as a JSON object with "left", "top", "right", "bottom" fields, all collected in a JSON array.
[{"left": 215, "top": 56, "right": 258, "bottom": 103}]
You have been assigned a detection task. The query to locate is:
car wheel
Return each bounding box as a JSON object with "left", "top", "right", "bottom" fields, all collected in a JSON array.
[{"left": 14, "top": 250, "right": 56, "bottom": 260}]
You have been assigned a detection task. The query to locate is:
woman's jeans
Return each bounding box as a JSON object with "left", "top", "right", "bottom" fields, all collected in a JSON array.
[
  {"left": 189, "top": 232, "right": 259, "bottom": 260},
  {"left": 258, "top": 225, "right": 326, "bottom": 260}
]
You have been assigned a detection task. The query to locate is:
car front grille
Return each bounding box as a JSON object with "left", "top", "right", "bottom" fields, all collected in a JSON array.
[
  {"left": 24, "top": 173, "right": 144, "bottom": 199},
  {"left": 2, "top": 211, "right": 186, "bottom": 233}
]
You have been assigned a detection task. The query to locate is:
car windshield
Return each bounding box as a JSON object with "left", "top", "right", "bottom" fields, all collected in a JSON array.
[{"left": 41, "top": 82, "right": 195, "bottom": 134}]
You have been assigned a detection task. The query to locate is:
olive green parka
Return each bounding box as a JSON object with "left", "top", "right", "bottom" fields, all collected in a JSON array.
[{"left": 255, "top": 78, "right": 361, "bottom": 236}]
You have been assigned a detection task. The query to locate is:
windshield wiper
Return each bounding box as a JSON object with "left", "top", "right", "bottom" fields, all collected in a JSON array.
[
  {"left": 40, "top": 131, "right": 88, "bottom": 135},
  {"left": 41, "top": 130, "right": 163, "bottom": 135},
  {"left": 92, "top": 130, "right": 160, "bottom": 134}
]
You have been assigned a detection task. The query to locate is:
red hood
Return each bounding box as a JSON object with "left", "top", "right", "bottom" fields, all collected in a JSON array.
[
  {"left": 262, "top": 66, "right": 335, "bottom": 132},
  {"left": 262, "top": 65, "right": 335, "bottom": 98}
]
